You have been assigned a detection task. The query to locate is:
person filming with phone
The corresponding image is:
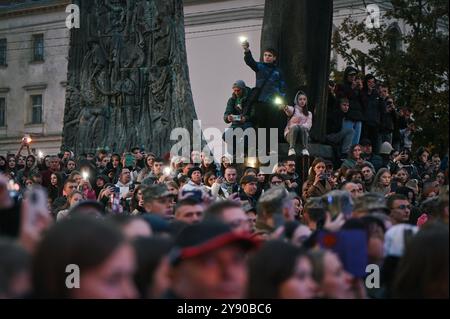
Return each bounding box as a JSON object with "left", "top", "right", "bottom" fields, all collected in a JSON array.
[
  {"left": 223, "top": 80, "right": 254, "bottom": 157},
  {"left": 115, "top": 168, "right": 133, "bottom": 201},
  {"left": 302, "top": 158, "right": 332, "bottom": 201}
]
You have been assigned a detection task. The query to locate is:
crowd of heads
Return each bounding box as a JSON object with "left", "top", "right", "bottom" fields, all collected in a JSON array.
[
  {"left": 0, "top": 51, "right": 448, "bottom": 298},
  {"left": 0, "top": 135, "right": 447, "bottom": 299}
]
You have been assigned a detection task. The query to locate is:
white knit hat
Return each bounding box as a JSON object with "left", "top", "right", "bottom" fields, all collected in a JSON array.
[{"left": 379, "top": 142, "right": 394, "bottom": 155}]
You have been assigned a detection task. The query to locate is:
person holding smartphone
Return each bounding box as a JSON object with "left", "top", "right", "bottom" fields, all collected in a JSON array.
[
  {"left": 223, "top": 80, "right": 254, "bottom": 157},
  {"left": 283, "top": 91, "right": 313, "bottom": 156},
  {"left": 379, "top": 84, "right": 399, "bottom": 146},
  {"left": 302, "top": 158, "right": 332, "bottom": 201},
  {"left": 115, "top": 167, "right": 134, "bottom": 201}
]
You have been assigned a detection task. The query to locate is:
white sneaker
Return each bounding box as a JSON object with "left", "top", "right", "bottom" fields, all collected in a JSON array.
[
  {"left": 288, "top": 148, "right": 296, "bottom": 156},
  {"left": 301, "top": 149, "right": 310, "bottom": 156}
]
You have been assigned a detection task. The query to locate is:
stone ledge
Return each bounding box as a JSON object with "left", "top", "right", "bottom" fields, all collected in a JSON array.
[
  {"left": 185, "top": 6, "right": 264, "bottom": 26},
  {"left": 278, "top": 143, "right": 334, "bottom": 160},
  {"left": 23, "top": 83, "right": 47, "bottom": 91}
]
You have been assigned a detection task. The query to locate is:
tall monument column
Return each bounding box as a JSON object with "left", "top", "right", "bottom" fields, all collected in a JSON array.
[{"left": 62, "top": 0, "right": 199, "bottom": 155}]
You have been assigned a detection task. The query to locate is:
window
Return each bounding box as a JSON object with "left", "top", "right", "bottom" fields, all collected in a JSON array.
[
  {"left": 32, "top": 34, "right": 44, "bottom": 61},
  {"left": 31, "top": 95, "right": 42, "bottom": 124},
  {"left": 0, "top": 39, "right": 6, "bottom": 66},
  {"left": 388, "top": 24, "right": 402, "bottom": 54},
  {"left": 0, "top": 97, "right": 5, "bottom": 127}
]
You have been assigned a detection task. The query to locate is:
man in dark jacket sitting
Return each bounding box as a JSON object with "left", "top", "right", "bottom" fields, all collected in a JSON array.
[
  {"left": 223, "top": 80, "right": 254, "bottom": 157},
  {"left": 325, "top": 98, "right": 355, "bottom": 160}
]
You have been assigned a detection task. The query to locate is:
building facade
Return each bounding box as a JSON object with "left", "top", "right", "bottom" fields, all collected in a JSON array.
[{"left": 0, "top": 0, "right": 403, "bottom": 155}]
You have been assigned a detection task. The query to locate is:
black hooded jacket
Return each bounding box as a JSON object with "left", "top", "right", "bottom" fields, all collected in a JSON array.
[{"left": 335, "top": 66, "right": 364, "bottom": 122}]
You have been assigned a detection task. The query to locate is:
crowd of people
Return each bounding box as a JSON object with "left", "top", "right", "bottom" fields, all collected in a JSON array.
[
  {"left": 0, "top": 41, "right": 448, "bottom": 299},
  {"left": 0, "top": 134, "right": 448, "bottom": 299}
]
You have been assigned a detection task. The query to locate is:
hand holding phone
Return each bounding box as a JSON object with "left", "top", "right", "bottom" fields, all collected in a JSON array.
[
  {"left": 110, "top": 187, "right": 122, "bottom": 213},
  {"left": 20, "top": 186, "right": 52, "bottom": 253},
  {"left": 231, "top": 115, "right": 242, "bottom": 122},
  {"left": 323, "top": 212, "right": 345, "bottom": 232},
  {"left": 26, "top": 187, "right": 49, "bottom": 224},
  {"left": 0, "top": 175, "right": 14, "bottom": 210},
  {"left": 124, "top": 153, "right": 135, "bottom": 168}
]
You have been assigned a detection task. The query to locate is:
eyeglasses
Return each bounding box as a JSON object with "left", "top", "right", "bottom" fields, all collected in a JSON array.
[
  {"left": 271, "top": 180, "right": 283, "bottom": 185},
  {"left": 394, "top": 204, "right": 411, "bottom": 210}
]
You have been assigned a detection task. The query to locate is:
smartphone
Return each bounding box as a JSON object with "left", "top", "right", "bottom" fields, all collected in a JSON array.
[
  {"left": 110, "top": 188, "right": 122, "bottom": 214},
  {"left": 320, "top": 173, "right": 328, "bottom": 186},
  {"left": 26, "top": 187, "right": 49, "bottom": 226},
  {"left": 232, "top": 115, "right": 242, "bottom": 122},
  {"left": 129, "top": 184, "right": 135, "bottom": 191},
  {"left": 341, "top": 195, "right": 353, "bottom": 218},
  {"left": 124, "top": 153, "right": 135, "bottom": 167}
]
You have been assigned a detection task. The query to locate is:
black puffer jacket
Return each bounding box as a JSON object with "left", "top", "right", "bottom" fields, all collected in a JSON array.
[
  {"left": 335, "top": 66, "right": 364, "bottom": 122},
  {"left": 361, "top": 88, "right": 383, "bottom": 126},
  {"left": 380, "top": 98, "right": 398, "bottom": 133}
]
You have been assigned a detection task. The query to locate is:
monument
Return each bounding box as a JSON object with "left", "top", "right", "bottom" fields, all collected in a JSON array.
[
  {"left": 62, "top": 0, "right": 199, "bottom": 155},
  {"left": 261, "top": 0, "right": 334, "bottom": 144}
]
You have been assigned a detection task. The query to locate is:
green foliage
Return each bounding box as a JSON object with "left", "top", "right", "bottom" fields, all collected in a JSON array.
[{"left": 332, "top": 0, "right": 449, "bottom": 154}]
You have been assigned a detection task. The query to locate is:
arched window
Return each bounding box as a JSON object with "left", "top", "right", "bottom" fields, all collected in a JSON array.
[{"left": 387, "top": 23, "right": 403, "bottom": 54}]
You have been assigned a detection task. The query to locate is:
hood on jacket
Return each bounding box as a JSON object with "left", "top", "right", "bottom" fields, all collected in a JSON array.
[
  {"left": 343, "top": 66, "right": 358, "bottom": 82},
  {"left": 293, "top": 90, "right": 307, "bottom": 106}
]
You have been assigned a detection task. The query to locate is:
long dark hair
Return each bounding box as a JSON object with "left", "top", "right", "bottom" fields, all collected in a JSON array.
[
  {"left": 25, "top": 154, "right": 36, "bottom": 170},
  {"left": 130, "top": 185, "right": 145, "bottom": 213},
  {"left": 247, "top": 240, "right": 309, "bottom": 298},
  {"left": 294, "top": 91, "right": 309, "bottom": 116},
  {"left": 48, "top": 172, "right": 64, "bottom": 202},
  {"left": 0, "top": 155, "right": 7, "bottom": 171},
  {"left": 6, "top": 154, "right": 16, "bottom": 173},
  {"left": 393, "top": 222, "right": 449, "bottom": 298},
  {"left": 307, "top": 157, "right": 326, "bottom": 183},
  {"left": 32, "top": 216, "right": 126, "bottom": 298},
  {"left": 399, "top": 148, "right": 412, "bottom": 165},
  {"left": 348, "top": 144, "right": 362, "bottom": 160},
  {"left": 372, "top": 168, "right": 391, "bottom": 190},
  {"left": 133, "top": 237, "right": 173, "bottom": 298},
  {"left": 203, "top": 171, "right": 217, "bottom": 187}
]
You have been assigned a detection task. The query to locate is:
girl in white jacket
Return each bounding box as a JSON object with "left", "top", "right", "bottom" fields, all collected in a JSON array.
[{"left": 283, "top": 91, "right": 313, "bottom": 156}]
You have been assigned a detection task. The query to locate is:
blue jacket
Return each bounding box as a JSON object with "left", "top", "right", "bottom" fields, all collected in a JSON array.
[{"left": 244, "top": 50, "right": 286, "bottom": 103}]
